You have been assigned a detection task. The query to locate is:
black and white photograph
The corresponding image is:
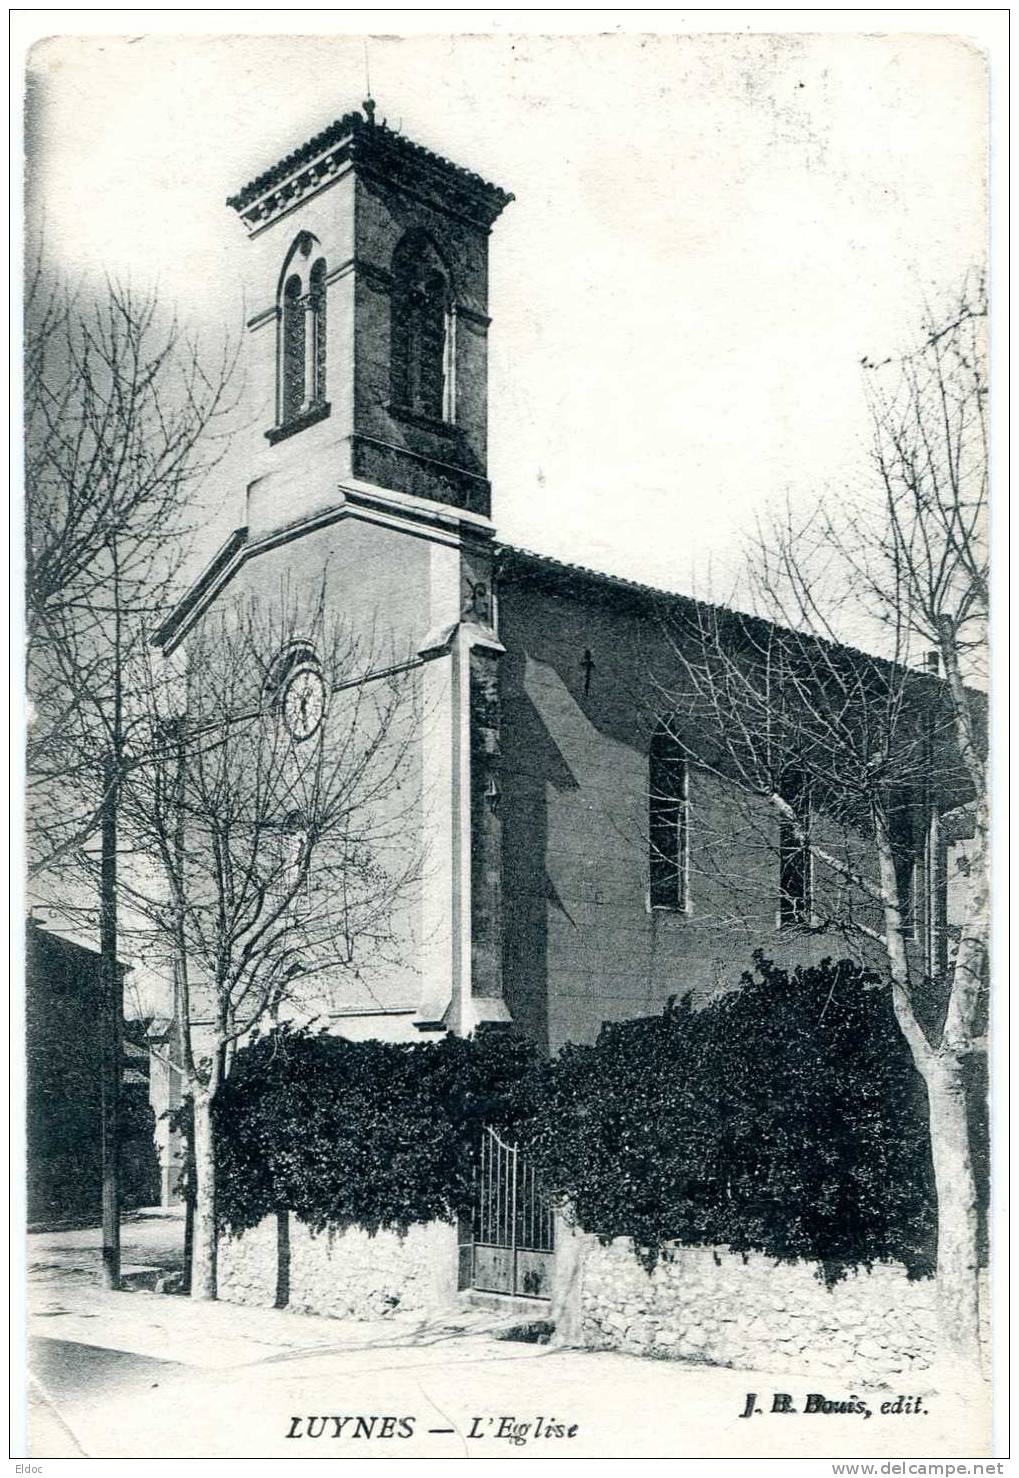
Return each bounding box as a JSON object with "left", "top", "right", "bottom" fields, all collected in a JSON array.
[{"left": 15, "top": 13, "right": 1002, "bottom": 1464}]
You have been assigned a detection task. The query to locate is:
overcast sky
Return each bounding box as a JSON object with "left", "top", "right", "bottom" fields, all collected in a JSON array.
[{"left": 25, "top": 27, "right": 987, "bottom": 599}]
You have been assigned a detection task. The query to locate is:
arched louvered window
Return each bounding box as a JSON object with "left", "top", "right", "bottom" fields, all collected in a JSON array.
[
  {"left": 649, "top": 724, "right": 689, "bottom": 911},
  {"left": 275, "top": 234, "right": 327, "bottom": 432},
  {"left": 391, "top": 234, "right": 453, "bottom": 423}
]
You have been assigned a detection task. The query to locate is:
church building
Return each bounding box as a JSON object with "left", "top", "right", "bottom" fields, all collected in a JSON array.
[
  {"left": 142, "top": 101, "right": 985, "bottom": 1325},
  {"left": 154, "top": 101, "right": 962, "bottom": 1067}
]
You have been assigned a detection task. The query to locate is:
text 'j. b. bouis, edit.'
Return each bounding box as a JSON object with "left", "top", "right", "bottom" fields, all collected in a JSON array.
[{"left": 739, "top": 1392, "right": 933, "bottom": 1420}]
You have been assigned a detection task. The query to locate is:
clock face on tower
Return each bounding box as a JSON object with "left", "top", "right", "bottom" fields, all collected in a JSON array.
[{"left": 280, "top": 664, "right": 326, "bottom": 742}]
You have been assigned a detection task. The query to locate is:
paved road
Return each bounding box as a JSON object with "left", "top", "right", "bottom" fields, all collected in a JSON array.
[
  {"left": 26, "top": 1328, "right": 990, "bottom": 1461},
  {"left": 31, "top": 1335, "right": 188, "bottom": 1399},
  {"left": 22, "top": 1216, "right": 992, "bottom": 1461}
]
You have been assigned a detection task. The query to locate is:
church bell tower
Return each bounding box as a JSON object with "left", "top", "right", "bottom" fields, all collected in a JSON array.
[
  {"left": 228, "top": 100, "right": 512, "bottom": 530},
  {"left": 217, "top": 104, "right": 513, "bottom": 1037}
]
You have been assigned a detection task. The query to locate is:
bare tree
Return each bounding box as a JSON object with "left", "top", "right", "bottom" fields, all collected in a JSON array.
[
  {"left": 655, "top": 281, "right": 988, "bottom": 1367},
  {"left": 24, "top": 262, "right": 237, "bottom": 1286},
  {"left": 112, "top": 593, "right": 421, "bottom": 1299},
  {"left": 25, "top": 263, "right": 236, "bottom": 873}
]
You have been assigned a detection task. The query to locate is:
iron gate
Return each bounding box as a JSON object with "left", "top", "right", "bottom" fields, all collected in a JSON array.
[{"left": 462, "top": 1126, "right": 555, "bottom": 1299}]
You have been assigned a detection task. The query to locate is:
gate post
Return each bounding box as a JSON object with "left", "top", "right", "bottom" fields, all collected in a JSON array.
[
  {"left": 549, "top": 1210, "right": 587, "bottom": 1347},
  {"left": 509, "top": 1141, "right": 519, "bottom": 1294}
]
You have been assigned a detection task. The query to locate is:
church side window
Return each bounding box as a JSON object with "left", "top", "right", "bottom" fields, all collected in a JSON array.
[
  {"left": 778, "top": 768, "right": 811, "bottom": 927},
  {"left": 649, "top": 726, "right": 689, "bottom": 911},
  {"left": 922, "top": 800, "right": 950, "bottom": 979},
  {"left": 275, "top": 235, "right": 327, "bottom": 433},
  {"left": 391, "top": 235, "right": 453, "bottom": 424},
  {"left": 888, "top": 786, "right": 919, "bottom": 936}
]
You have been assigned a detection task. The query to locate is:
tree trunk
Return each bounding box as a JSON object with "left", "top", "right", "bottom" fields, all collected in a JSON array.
[
  {"left": 924, "top": 1052, "right": 982, "bottom": 1370},
  {"left": 181, "top": 1107, "right": 196, "bottom": 1295},
  {"left": 98, "top": 753, "right": 121, "bottom": 1291},
  {"left": 874, "top": 809, "right": 983, "bottom": 1373},
  {"left": 274, "top": 1210, "right": 291, "bottom": 1309},
  {"left": 190, "top": 1091, "right": 218, "bottom": 1300}
]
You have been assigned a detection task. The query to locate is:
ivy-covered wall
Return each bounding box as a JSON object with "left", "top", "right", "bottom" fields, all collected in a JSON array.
[
  {"left": 527, "top": 955, "right": 937, "bottom": 1284},
  {"left": 209, "top": 955, "right": 956, "bottom": 1357},
  {"left": 213, "top": 1025, "right": 535, "bottom": 1240}
]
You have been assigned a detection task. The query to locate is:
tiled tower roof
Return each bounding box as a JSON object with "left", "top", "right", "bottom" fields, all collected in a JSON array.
[{"left": 227, "top": 101, "right": 513, "bottom": 233}]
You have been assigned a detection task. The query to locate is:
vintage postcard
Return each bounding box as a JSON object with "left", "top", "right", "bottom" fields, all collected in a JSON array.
[{"left": 16, "top": 16, "right": 1002, "bottom": 1466}]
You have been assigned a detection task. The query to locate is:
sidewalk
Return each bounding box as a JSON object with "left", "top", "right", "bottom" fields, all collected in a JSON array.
[
  {"left": 28, "top": 1208, "right": 545, "bottom": 1369},
  {"left": 31, "top": 1262, "right": 553, "bottom": 1372}
]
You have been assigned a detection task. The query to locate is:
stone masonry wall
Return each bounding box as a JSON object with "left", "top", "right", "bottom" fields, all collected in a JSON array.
[
  {"left": 218, "top": 1215, "right": 458, "bottom": 1320},
  {"left": 578, "top": 1238, "right": 941, "bottom": 1377}
]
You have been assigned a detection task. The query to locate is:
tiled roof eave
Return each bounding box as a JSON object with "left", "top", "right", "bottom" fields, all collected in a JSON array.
[
  {"left": 227, "top": 111, "right": 364, "bottom": 211},
  {"left": 493, "top": 542, "right": 978, "bottom": 695},
  {"left": 228, "top": 113, "right": 512, "bottom": 225},
  {"left": 495, "top": 543, "right": 696, "bottom": 613}
]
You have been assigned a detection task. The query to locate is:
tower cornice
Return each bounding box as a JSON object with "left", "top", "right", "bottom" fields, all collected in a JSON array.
[{"left": 227, "top": 106, "right": 513, "bottom": 235}]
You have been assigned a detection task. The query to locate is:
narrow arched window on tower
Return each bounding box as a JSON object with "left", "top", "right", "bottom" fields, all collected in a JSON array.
[
  {"left": 649, "top": 724, "right": 689, "bottom": 911},
  {"left": 391, "top": 235, "right": 453, "bottom": 423},
  {"left": 281, "top": 274, "right": 306, "bottom": 423},
  {"left": 272, "top": 234, "right": 328, "bottom": 438}
]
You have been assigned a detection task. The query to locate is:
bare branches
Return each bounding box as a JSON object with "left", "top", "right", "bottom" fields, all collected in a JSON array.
[
  {"left": 647, "top": 284, "right": 992, "bottom": 1360},
  {"left": 24, "top": 263, "right": 240, "bottom": 878},
  {"left": 861, "top": 276, "right": 988, "bottom": 676},
  {"left": 653, "top": 277, "right": 988, "bottom": 1079},
  {"left": 25, "top": 270, "right": 235, "bottom": 641}
]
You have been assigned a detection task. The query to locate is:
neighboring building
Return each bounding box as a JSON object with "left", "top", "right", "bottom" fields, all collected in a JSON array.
[{"left": 26, "top": 921, "right": 160, "bottom": 1225}]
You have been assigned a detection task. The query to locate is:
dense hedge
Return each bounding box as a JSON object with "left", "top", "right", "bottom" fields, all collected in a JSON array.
[
  {"left": 211, "top": 955, "right": 936, "bottom": 1282},
  {"left": 213, "top": 1024, "right": 536, "bottom": 1238},
  {"left": 523, "top": 953, "right": 936, "bottom": 1282}
]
